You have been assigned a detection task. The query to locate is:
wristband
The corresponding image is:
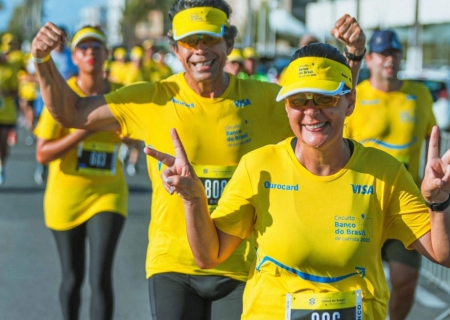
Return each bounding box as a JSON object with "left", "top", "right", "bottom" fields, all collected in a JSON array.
[
  {"left": 425, "top": 194, "right": 450, "bottom": 211},
  {"left": 344, "top": 48, "right": 366, "bottom": 62},
  {"left": 31, "top": 54, "right": 51, "bottom": 64}
]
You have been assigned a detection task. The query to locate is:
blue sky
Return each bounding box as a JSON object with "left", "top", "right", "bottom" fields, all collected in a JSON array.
[{"left": 0, "top": 0, "right": 106, "bottom": 33}]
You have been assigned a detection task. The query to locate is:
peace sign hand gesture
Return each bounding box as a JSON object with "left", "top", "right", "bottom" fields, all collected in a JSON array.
[
  {"left": 421, "top": 126, "right": 450, "bottom": 204},
  {"left": 143, "top": 128, "right": 205, "bottom": 201}
]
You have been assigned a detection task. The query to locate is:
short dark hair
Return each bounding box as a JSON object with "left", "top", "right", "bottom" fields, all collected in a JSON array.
[
  {"left": 291, "top": 43, "right": 349, "bottom": 68},
  {"left": 167, "top": 0, "right": 238, "bottom": 46}
]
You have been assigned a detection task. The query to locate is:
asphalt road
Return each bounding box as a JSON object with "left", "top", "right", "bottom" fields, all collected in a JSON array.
[{"left": 1, "top": 128, "right": 450, "bottom": 320}]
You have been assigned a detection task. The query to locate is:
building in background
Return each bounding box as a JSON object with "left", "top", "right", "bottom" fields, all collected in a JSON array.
[
  {"left": 79, "top": 6, "right": 107, "bottom": 32},
  {"left": 305, "top": 0, "right": 450, "bottom": 70},
  {"left": 79, "top": 0, "right": 124, "bottom": 47}
]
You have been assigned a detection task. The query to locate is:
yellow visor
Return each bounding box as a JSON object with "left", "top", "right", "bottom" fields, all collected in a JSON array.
[
  {"left": 227, "top": 48, "right": 244, "bottom": 63},
  {"left": 276, "top": 57, "right": 353, "bottom": 101},
  {"left": 71, "top": 27, "right": 107, "bottom": 50},
  {"left": 172, "top": 7, "right": 229, "bottom": 40}
]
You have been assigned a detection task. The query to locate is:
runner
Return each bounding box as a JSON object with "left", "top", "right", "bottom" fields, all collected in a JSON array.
[
  {"left": 33, "top": 26, "right": 128, "bottom": 320},
  {"left": 30, "top": 0, "right": 365, "bottom": 318},
  {"left": 146, "top": 42, "right": 450, "bottom": 320},
  {"left": 344, "top": 29, "right": 436, "bottom": 320},
  {"left": 224, "top": 48, "right": 246, "bottom": 77},
  {"left": 0, "top": 50, "right": 19, "bottom": 185}
]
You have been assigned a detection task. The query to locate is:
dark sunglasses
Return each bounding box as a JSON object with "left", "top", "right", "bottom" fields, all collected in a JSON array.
[
  {"left": 178, "top": 34, "right": 223, "bottom": 49},
  {"left": 76, "top": 41, "right": 103, "bottom": 51},
  {"left": 286, "top": 91, "right": 351, "bottom": 109}
]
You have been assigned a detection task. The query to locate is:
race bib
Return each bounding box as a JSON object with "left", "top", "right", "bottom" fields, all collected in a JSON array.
[
  {"left": 286, "top": 290, "right": 363, "bottom": 320},
  {"left": 76, "top": 141, "right": 118, "bottom": 176},
  {"left": 192, "top": 164, "right": 237, "bottom": 213}
]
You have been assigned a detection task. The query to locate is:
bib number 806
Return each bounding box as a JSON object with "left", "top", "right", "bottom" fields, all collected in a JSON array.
[{"left": 310, "top": 312, "right": 341, "bottom": 320}]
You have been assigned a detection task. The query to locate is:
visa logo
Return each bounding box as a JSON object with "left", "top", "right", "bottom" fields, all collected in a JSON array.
[
  {"left": 234, "top": 98, "right": 251, "bottom": 108},
  {"left": 360, "top": 99, "right": 379, "bottom": 105},
  {"left": 351, "top": 184, "right": 374, "bottom": 195}
]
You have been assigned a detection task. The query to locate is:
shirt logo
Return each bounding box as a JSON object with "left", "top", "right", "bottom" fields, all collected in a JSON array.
[
  {"left": 234, "top": 98, "right": 251, "bottom": 108},
  {"left": 406, "top": 95, "right": 417, "bottom": 101},
  {"left": 360, "top": 99, "right": 379, "bottom": 105},
  {"left": 351, "top": 184, "right": 374, "bottom": 195},
  {"left": 264, "top": 181, "right": 299, "bottom": 191},
  {"left": 171, "top": 97, "right": 194, "bottom": 108}
]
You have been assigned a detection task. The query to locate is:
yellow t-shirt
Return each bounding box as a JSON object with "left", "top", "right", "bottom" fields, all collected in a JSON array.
[
  {"left": 18, "top": 70, "right": 38, "bottom": 101},
  {"left": 142, "top": 59, "right": 173, "bottom": 82},
  {"left": 105, "top": 72, "right": 293, "bottom": 280},
  {"left": 109, "top": 61, "right": 128, "bottom": 85},
  {"left": 34, "top": 78, "right": 128, "bottom": 231},
  {"left": 344, "top": 80, "right": 436, "bottom": 184},
  {"left": 122, "top": 62, "right": 144, "bottom": 85},
  {"left": 212, "top": 138, "right": 430, "bottom": 319},
  {"left": 0, "top": 63, "right": 18, "bottom": 125}
]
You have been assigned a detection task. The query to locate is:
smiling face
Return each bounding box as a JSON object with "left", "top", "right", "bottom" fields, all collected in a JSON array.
[
  {"left": 72, "top": 39, "right": 108, "bottom": 75},
  {"left": 172, "top": 35, "right": 233, "bottom": 85},
  {"left": 285, "top": 91, "right": 356, "bottom": 149}
]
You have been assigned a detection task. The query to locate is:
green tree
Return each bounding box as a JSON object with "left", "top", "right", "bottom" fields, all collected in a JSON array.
[
  {"left": 7, "top": 0, "right": 43, "bottom": 41},
  {"left": 121, "top": 0, "right": 172, "bottom": 46}
]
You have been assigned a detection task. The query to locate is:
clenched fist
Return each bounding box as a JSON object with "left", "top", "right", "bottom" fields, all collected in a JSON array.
[{"left": 31, "top": 22, "right": 66, "bottom": 59}]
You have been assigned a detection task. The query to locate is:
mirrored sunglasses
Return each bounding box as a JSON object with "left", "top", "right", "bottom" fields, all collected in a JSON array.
[
  {"left": 177, "top": 34, "right": 223, "bottom": 49},
  {"left": 286, "top": 91, "right": 351, "bottom": 109}
]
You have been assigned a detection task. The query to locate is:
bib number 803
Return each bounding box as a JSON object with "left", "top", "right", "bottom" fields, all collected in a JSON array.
[{"left": 89, "top": 151, "right": 108, "bottom": 167}]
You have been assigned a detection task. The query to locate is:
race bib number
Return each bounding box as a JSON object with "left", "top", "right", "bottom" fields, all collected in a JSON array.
[
  {"left": 286, "top": 290, "right": 363, "bottom": 320},
  {"left": 192, "top": 164, "right": 237, "bottom": 213},
  {"left": 76, "top": 141, "right": 118, "bottom": 176}
]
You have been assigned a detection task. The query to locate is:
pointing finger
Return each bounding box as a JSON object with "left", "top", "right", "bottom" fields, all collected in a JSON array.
[
  {"left": 170, "top": 128, "right": 189, "bottom": 164},
  {"left": 143, "top": 145, "right": 176, "bottom": 167}
]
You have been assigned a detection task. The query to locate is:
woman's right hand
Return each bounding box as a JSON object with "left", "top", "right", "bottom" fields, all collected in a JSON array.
[{"left": 143, "top": 128, "right": 205, "bottom": 201}]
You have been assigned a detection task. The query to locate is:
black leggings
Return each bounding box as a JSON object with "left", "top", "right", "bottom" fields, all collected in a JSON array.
[
  {"left": 52, "top": 212, "right": 125, "bottom": 320},
  {"left": 148, "top": 272, "right": 245, "bottom": 320}
]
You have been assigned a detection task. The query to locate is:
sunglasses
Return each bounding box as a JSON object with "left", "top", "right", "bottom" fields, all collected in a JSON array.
[
  {"left": 177, "top": 34, "right": 223, "bottom": 49},
  {"left": 76, "top": 41, "right": 103, "bottom": 51},
  {"left": 286, "top": 91, "right": 351, "bottom": 109}
]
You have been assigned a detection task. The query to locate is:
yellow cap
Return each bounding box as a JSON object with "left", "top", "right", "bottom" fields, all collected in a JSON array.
[
  {"left": 113, "top": 47, "right": 126, "bottom": 59},
  {"left": 227, "top": 48, "right": 244, "bottom": 63},
  {"left": 142, "top": 39, "right": 154, "bottom": 50},
  {"left": 130, "top": 46, "right": 143, "bottom": 60},
  {"left": 71, "top": 27, "right": 107, "bottom": 50},
  {"left": 243, "top": 47, "right": 258, "bottom": 59},
  {"left": 1, "top": 44, "right": 10, "bottom": 53},
  {"left": 1, "top": 33, "right": 15, "bottom": 44},
  {"left": 172, "top": 7, "right": 229, "bottom": 40},
  {"left": 276, "top": 57, "right": 352, "bottom": 101}
]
